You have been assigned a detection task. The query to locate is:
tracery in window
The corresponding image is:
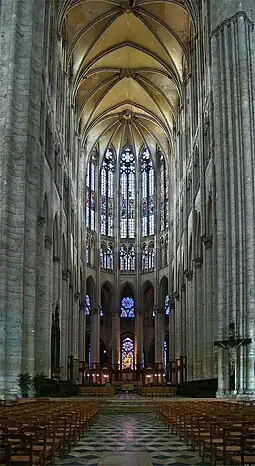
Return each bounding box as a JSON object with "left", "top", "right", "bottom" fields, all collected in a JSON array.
[
  {"left": 100, "top": 242, "right": 107, "bottom": 269},
  {"left": 148, "top": 242, "right": 155, "bottom": 270},
  {"left": 107, "top": 244, "right": 114, "bottom": 271},
  {"left": 122, "top": 337, "right": 134, "bottom": 370},
  {"left": 160, "top": 153, "right": 169, "bottom": 231},
  {"left": 141, "top": 147, "right": 154, "bottom": 236},
  {"left": 120, "top": 245, "right": 128, "bottom": 271},
  {"left": 85, "top": 158, "right": 95, "bottom": 231},
  {"left": 120, "top": 147, "right": 136, "bottom": 238},
  {"left": 141, "top": 244, "right": 148, "bottom": 271},
  {"left": 142, "top": 243, "right": 155, "bottom": 271},
  {"left": 127, "top": 245, "right": 136, "bottom": 271},
  {"left": 120, "top": 297, "right": 135, "bottom": 318},
  {"left": 100, "top": 148, "right": 114, "bottom": 236}
]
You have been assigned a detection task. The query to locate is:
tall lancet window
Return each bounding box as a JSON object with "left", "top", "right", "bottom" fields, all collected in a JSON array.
[
  {"left": 120, "top": 147, "right": 136, "bottom": 238},
  {"left": 160, "top": 153, "right": 169, "bottom": 231},
  {"left": 85, "top": 158, "right": 95, "bottom": 230},
  {"left": 100, "top": 148, "right": 114, "bottom": 236},
  {"left": 141, "top": 147, "right": 155, "bottom": 236}
]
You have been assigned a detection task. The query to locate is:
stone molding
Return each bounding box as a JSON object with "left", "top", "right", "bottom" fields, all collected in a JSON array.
[
  {"left": 37, "top": 216, "right": 45, "bottom": 227},
  {"left": 211, "top": 11, "right": 254, "bottom": 37},
  {"left": 45, "top": 236, "right": 53, "bottom": 249},
  {"left": 173, "top": 291, "right": 180, "bottom": 301},
  {"left": 201, "top": 234, "right": 213, "bottom": 249},
  {"left": 74, "top": 292, "right": 80, "bottom": 301},
  {"left": 193, "top": 257, "right": 203, "bottom": 268},
  {"left": 62, "top": 271, "right": 69, "bottom": 281},
  {"left": 184, "top": 269, "right": 193, "bottom": 281},
  {"left": 181, "top": 283, "right": 186, "bottom": 292}
]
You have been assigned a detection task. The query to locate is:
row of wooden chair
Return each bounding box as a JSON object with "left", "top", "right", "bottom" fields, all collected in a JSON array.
[
  {"left": 138, "top": 386, "right": 177, "bottom": 397},
  {"left": 0, "top": 400, "right": 98, "bottom": 465},
  {"left": 157, "top": 400, "right": 255, "bottom": 466},
  {"left": 78, "top": 386, "right": 115, "bottom": 397}
]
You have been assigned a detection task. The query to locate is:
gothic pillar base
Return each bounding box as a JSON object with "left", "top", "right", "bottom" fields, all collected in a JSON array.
[{"left": 216, "top": 389, "right": 232, "bottom": 398}]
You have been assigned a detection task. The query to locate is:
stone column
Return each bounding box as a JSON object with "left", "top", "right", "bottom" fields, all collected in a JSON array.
[
  {"left": 90, "top": 308, "right": 100, "bottom": 367},
  {"left": 211, "top": 4, "right": 255, "bottom": 395},
  {"left": 155, "top": 309, "right": 164, "bottom": 382},
  {"left": 79, "top": 303, "right": 85, "bottom": 383},
  {"left": 193, "top": 257, "right": 203, "bottom": 380},
  {"left": 35, "top": 235, "right": 52, "bottom": 378},
  {"left": 61, "top": 272, "right": 69, "bottom": 380},
  {"left": 116, "top": 313, "right": 121, "bottom": 370},
  {"left": 0, "top": 0, "right": 45, "bottom": 398},
  {"left": 185, "top": 270, "right": 193, "bottom": 380},
  {"left": 202, "top": 236, "right": 214, "bottom": 378}
]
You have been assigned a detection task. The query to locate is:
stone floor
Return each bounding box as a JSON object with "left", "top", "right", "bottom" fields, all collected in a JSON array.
[{"left": 56, "top": 412, "right": 209, "bottom": 466}]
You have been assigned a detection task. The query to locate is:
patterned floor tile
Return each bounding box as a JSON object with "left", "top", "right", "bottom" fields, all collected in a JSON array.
[{"left": 57, "top": 412, "right": 209, "bottom": 465}]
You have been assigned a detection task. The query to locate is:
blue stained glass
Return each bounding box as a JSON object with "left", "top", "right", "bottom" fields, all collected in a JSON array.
[
  {"left": 85, "top": 295, "right": 90, "bottom": 315},
  {"left": 120, "top": 297, "right": 135, "bottom": 318},
  {"left": 165, "top": 295, "right": 170, "bottom": 315}
]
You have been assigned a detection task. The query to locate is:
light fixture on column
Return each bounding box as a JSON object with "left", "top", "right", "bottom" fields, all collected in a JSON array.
[{"left": 152, "top": 305, "right": 157, "bottom": 317}]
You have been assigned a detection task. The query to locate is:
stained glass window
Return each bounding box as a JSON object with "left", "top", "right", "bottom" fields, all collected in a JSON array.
[
  {"left": 122, "top": 337, "right": 134, "bottom": 370},
  {"left": 85, "top": 295, "right": 91, "bottom": 315},
  {"left": 127, "top": 245, "right": 136, "bottom": 271},
  {"left": 120, "top": 147, "right": 136, "bottom": 238},
  {"left": 100, "top": 243, "right": 114, "bottom": 271},
  {"left": 141, "top": 147, "right": 155, "bottom": 236},
  {"left": 141, "top": 244, "right": 148, "bottom": 271},
  {"left": 148, "top": 243, "right": 155, "bottom": 270},
  {"left": 141, "top": 243, "right": 154, "bottom": 271},
  {"left": 107, "top": 244, "right": 114, "bottom": 270},
  {"left": 165, "top": 295, "right": 170, "bottom": 315},
  {"left": 85, "top": 158, "right": 95, "bottom": 230},
  {"left": 100, "top": 148, "right": 114, "bottom": 236},
  {"left": 120, "top": 245, "right": 128, "bottom": 271},
  {"left": 160, "top": 152, "right": 169, "bottom": 231},
  {"left": 120, "top": 297, "right": 135, "bottom": 318}
]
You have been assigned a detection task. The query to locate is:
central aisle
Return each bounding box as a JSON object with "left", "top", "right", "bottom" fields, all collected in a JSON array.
[{"left": 57, "top": 412, "right": 208, "bottom": 466}]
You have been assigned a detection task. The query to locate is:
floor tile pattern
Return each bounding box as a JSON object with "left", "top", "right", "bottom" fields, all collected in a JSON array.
[{"left": 57, "top": 413, "right": 209, "bottom": 466}]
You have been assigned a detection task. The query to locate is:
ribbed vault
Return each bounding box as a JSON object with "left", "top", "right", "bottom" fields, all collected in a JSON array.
[{"left": 61, "top": 0, "right": 194, "bottom": 157}]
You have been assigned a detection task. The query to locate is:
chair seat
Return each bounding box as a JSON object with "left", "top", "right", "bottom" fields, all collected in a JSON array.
[
  {"left": 232, "top": 455, "right": 255, "bottom": 464},
  {"left": 11, "top": 454, "right": 41, "bottom": 464}
]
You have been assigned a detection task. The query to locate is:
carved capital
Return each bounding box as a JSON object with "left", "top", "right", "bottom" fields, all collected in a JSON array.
[
  {"left": 45, "top": 236, "right": 53, "bottom": 249},
  {"left": 173, "top": 291, "right": 180, "bottom": 301},
  {"left": 184, "top": 269, "right": 193, "bottom": 281},
  {"left": 193, "top": 257, "right": 203, "bottom": 268},
  {"left": 201, "top": 234, "right": 213, "bottom": 249},
  {"left": 75, "top": 292, "right": 80, "bottom": 301},
  {"left": 62, "top": 270, "right": 69, "bottom": 281},
  {"left": 53, "top": 256, "right": 60, "bottom": 263},
  {"left": 37, "top": 216, "right": 45, "bottom": 227}
]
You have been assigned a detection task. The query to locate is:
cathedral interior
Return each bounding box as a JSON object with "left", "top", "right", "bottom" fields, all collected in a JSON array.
[{"left": 1, "top": 0, "right": 255, "bottom": 403}]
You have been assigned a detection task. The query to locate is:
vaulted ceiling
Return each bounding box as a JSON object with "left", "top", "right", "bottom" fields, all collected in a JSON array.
[{"left": 60, "top": 0, "right": 195, "bottom": 157}]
